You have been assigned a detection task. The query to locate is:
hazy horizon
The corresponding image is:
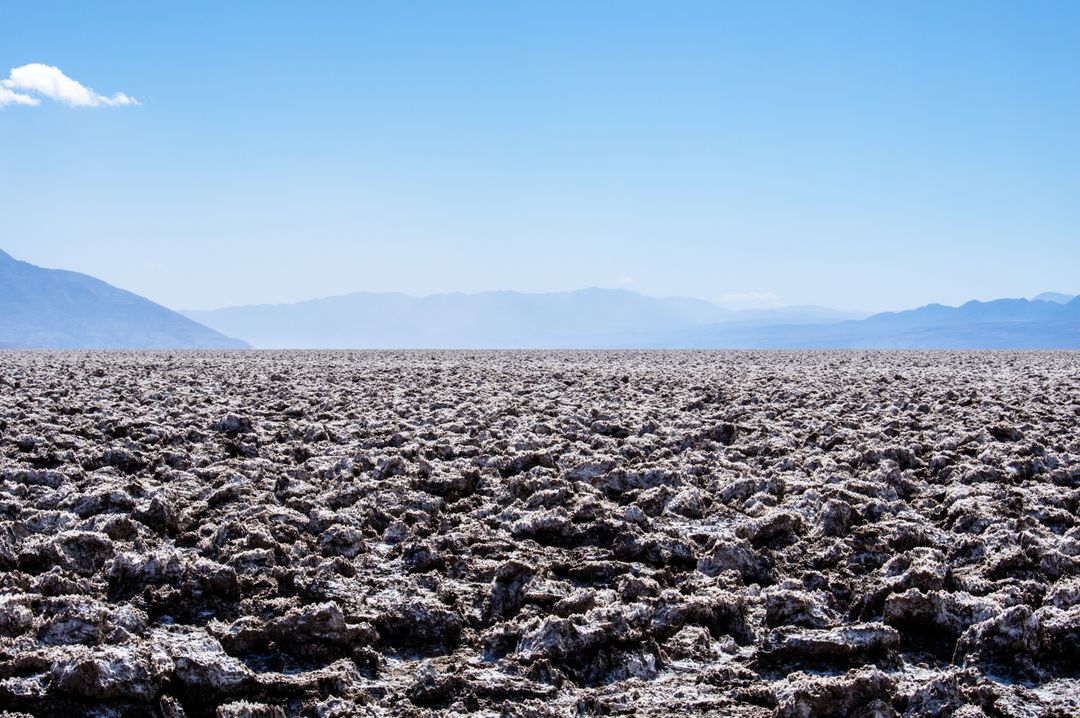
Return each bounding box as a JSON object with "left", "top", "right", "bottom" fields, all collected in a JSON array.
[
  {"left": 177, "top": 283, "right": 1070, "bottom": 316},
  {"left": 3, "top": 2, "right": 1078, "bottom": 314},
  {"left": 4, "top": 245, "right": 1076, "bottom": 317}
]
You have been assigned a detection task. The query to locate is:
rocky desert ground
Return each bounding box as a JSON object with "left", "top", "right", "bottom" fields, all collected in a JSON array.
[{"left": 0, "top": 350, "right": 1077, "bottom": 718}]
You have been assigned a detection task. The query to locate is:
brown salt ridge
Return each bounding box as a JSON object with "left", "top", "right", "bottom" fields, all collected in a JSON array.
[{"left": 0, "top": 350, "right": 1077, "bottom": 718}]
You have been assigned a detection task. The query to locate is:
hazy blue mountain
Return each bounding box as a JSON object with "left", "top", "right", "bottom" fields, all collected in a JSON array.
[
  {"left": 0, "top": 249, "right": 248, "bottom": 349},
  {"left": 717, "top": 305, "right": 868, "bottom": 325},
  {"left": 662, "top": 297, "right": 1080, "bottom": 349},
  {"left": 184, "top": 288, "right": 721, "bottom": 348},
  {"left": 184, "top": 289, "right": 865, "bottom": 349},
  {"left": 190, "top": 291, "right": 1078, "bottom": 349},
  {"left": 1033, "top": 291, "right": 1076, "bottom": 304}
]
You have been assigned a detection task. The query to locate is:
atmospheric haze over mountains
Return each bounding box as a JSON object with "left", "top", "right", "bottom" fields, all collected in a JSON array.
[
  {"left": 180, "top": 289, "right": 868, "bottom": 349},
  {"left": 0, "top": 248, "right": 1076, "bottom": 350},
  {"left": 182, "top": 289, "right": 1080, "bottom": 350}
]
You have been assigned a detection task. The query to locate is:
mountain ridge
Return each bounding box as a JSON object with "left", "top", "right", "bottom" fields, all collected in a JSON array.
[{"left": 1033, "top": 291, "right": 1076, "bottom": 304}]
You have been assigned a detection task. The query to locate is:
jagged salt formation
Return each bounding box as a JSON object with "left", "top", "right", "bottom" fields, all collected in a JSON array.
[{"left": 0, "top": 351, "right": 1077, "bottom": 717}]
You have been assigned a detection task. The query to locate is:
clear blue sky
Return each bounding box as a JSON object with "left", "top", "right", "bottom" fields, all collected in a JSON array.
[{"left": 2, "top": 1, "right": 1078, "bottom": 312}]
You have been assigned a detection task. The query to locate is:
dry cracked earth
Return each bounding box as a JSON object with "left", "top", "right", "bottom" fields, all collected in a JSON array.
[{"left": 0, "top": 351, "right": 1078, "bottom": 718}]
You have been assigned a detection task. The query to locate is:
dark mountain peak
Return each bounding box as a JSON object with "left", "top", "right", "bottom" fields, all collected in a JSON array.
[{"left": 0, "top": 249, "right": 249, "bottom": 349}]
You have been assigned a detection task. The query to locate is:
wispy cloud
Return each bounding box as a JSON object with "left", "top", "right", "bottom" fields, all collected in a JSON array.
[
  {"left": 713, "top": 291, "right": 782, "bottom": 309},
  {"left": 717, "top": 291, "right": 777, "bottom": 303},
  {"left": 0, "top": 64, "right": 138, "bottom": 107}
]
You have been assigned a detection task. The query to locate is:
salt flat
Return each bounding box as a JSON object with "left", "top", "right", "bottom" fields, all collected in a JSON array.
[{"left": 0, "top": 351, "right": 1077, "bottom": 717}]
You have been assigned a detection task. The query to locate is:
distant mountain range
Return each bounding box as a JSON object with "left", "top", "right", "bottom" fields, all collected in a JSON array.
[
  {"left": 181, "top": 290, "right": 865, "bottom": 349},
  {"left": 1, "top": 248, "right": 1076, "bottom": 349},
  {"left": 0, "top": 249, "right": 248, "bottom": 349},
  {"left": 184, "top": 288, "right": 1080, "bottom": 350}
]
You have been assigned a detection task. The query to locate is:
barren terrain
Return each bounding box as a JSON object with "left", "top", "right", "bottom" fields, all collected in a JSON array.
[{"left": 0, "top": 350, "right": 1078, "bottom": 717}]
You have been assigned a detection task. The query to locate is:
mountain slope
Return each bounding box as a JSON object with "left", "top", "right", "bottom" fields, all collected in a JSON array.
[
  {"left": 0, "top": 249, "right": 249, "bottom": 349},
  {"left": 183, "top": 289, "right": 865, "bottom": 349}
]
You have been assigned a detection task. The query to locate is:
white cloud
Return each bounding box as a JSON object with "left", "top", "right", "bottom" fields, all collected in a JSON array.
[
  {"left": 1, "top": 63, "right": 138, "bottom": 107},
  {"left": 0, "top": 85, "right": 40, "bottom": 106}
]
